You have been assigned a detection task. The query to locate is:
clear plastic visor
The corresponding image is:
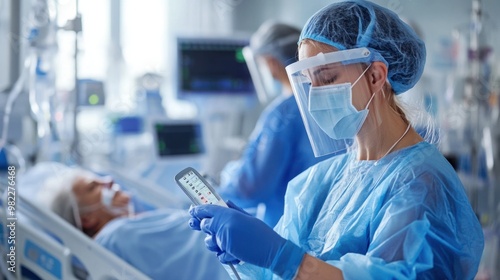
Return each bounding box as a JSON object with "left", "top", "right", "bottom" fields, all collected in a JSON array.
[
  {"left": 285, "top": 47, "right": 373, "bottom": 157},
  {"left": 242, "top": 46, "right": 280, "bottom": 104}
]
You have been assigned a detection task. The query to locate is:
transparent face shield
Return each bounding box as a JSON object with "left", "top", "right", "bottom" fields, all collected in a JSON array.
[
  {"left": 285, "top": 47, "right": 374, "bottom": 157},
  {"left": 242, "top": 34, "right": 299, "bottom": 104},
  {"left": 243, "top": 46, "right": 280, "bottom": 104}
]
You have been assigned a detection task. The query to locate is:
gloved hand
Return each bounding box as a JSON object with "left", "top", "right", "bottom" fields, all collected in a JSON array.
[
  {"left": 188, "top": 200, "right": 248, "bottom": 231},
  {"left": 189, "top": 202, "right": 306, "bottom": 278},
  {"left": 196, "top": 200, "right": 251, "bottom": 264},
  {"left": 189, "top": 201, "right": 247, "bottom": 264}
]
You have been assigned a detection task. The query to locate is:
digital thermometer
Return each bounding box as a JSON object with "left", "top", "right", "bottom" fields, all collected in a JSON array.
[
  {"left": 175, "top": 167, "right": 241, "bottom": 280},
  {"left": 175, "top": 167, "right": 227, "bottom": 207}
]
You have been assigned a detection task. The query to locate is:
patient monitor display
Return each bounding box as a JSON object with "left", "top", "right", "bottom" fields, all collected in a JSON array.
[
  {"left": 154, "top": 122, "right": 204, "bottom": 157},
  {"left": 176, "top": 37, "right": 255, "bottom": 97}
]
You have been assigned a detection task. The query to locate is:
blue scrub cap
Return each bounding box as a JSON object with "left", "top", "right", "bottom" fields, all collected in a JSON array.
[
  {"left": 250, "top": 21, "right": 302, "bottom": 66},
  {"left": 299, "top": 0, "right": 426, "bottom": 94}
]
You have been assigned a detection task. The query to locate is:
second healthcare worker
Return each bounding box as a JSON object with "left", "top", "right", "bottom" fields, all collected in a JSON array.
[{"left": 189, "top": 1, "right": 484, "bottom": 279}]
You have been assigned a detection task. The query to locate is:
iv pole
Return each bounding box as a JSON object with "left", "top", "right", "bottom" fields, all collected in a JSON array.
[
  {"left": 61, "top": 0, "right": 82, "bottom": 164},
  {"left": 464, "top": 0, "right": 492, "bottom": 223}
]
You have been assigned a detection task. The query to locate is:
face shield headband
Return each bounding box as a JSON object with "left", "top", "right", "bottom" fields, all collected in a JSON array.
[{"left": 285, "top": 47, "right": 374, "bottom": 157}]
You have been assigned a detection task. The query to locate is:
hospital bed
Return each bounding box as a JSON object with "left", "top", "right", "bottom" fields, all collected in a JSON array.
[{"left": 0, "top": 161, "right": 189, "bottom": 280}]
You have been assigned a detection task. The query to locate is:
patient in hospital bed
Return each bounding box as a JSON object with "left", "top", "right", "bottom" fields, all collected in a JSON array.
[{"left": 36, "top": 167, "right": 230, "bottom": 280}]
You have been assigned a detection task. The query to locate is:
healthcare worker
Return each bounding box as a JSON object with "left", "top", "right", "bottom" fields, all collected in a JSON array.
[
  {"left": 218, "top": 21, "right": 333, "bottom": 227},
  {"left": 188, "top": 1, "right": 484, "bottom": 279}
]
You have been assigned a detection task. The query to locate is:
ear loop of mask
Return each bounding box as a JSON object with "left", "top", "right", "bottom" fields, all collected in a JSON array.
[
  {"left": 69, "top": 194, "right": 83, "bottom": 230},
  {"left": 350, "top": 63, "right": 372, "bottom": 88},
  {"left": 350, "top": 63, "right": 376, "bottom": 111},
  {"left": 364, "top": 88, "right": 377, "bottom": 110}
]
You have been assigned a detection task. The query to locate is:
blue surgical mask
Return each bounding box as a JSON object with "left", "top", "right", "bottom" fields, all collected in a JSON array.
[{"left": 308, "top": 65, "right": 374, "bottom": 140}]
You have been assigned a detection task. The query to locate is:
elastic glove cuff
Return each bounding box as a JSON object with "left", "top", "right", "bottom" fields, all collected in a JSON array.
[{"left": 269, "top": 240, "right": 306, "bottom": 280}]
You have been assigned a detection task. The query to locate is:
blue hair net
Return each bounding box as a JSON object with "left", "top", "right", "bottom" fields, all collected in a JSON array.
[
  {"left": 299, "top": 0, "right": 426, "bottom": 94},
  {"left": 250, "top": 21, "right": 301, "bottom": 66}
]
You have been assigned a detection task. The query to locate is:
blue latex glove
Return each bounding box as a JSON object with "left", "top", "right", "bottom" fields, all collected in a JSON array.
[
  {"left": 189, "top": 201, "right": 247, "bottom": 264},
  {"left": 188, "top": 200, "right": 248, "bottom": 231},
  {"left": 189, "top": 202, "right": 306, "bottom": 278}
]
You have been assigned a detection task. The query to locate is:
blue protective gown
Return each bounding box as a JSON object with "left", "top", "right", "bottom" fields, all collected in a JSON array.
[
  {"left": 233, "top": 141, "right": 484, "bottom": 279},
  {"left": 219, "top": 95, "right": 333, "bottom": 226},
  {"left": 95, "top": 209, "right": 231, "bottom": 280}
]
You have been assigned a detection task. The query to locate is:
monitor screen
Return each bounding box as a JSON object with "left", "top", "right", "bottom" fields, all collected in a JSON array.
[
  {"left": 177, "top": 37, "right": 255, "bottom": 96},
  {"left": 154, "top": 122, "right": 204, "bottom": 157}
]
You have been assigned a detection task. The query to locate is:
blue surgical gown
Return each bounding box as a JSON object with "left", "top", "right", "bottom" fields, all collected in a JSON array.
[
  {"left": 232, "top": 141, "right": 484, "bottom": 279},
  {"left": 95, "top": 209, "right": 231, "bottom": 280},
  {"left": 219, "top": 95, "right": 333, "bottom": 226}
]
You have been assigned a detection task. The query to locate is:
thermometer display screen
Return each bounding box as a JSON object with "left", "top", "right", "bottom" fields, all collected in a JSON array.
[{"left": 178, "top": 170, "right": 220, "bottom": 205}]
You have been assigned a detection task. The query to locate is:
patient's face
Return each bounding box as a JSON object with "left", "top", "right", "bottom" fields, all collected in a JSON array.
[{"left": 72, "top": 175, "right": 131, "bottom": 216}]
